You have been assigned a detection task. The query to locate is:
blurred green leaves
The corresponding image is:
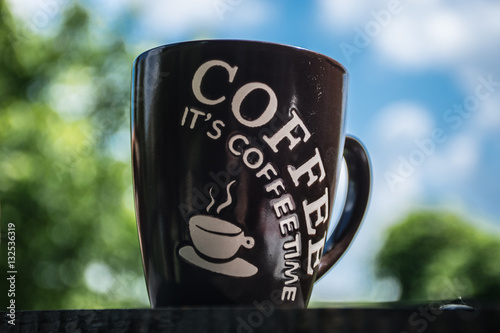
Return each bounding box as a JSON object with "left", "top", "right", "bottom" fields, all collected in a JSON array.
[
  {"left": 0, "top": 0, "right": 147, "bottom": 309},
  {"left": 376, "top": 211, "right": 500, "bottom": 301}
]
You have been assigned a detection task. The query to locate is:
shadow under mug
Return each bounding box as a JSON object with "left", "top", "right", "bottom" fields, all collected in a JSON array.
[{"left": 131, "top": 40, "right": 371, "bottom": 308}]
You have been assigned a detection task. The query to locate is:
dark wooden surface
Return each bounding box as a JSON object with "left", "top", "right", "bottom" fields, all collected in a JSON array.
[{"left": 2, "top": 302, "right": 500, "bottom": 333}]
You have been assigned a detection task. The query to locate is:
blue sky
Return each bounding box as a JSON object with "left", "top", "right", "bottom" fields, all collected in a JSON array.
[{"left": 8, "top": 0, "right": 500, "bottom": 302}]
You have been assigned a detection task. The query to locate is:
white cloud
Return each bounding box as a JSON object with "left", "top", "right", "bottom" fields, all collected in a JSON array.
[
  {"left": 456, "top": 71, "right": 500, "bottom": 133},
  {"left": 319, "top": 0, "right": 500, "bottom": 70},
  {"left": 423, "top": 10, "right": 468, "bottom": 56},
  {"left": 372, "top": 101, "right": 482, "bottom": 194},
  {"left": 376, "top": 8, "right": 473, "bottom": 68},
  {"left": 317, "top": 0, "right": 376, "bottom": 31},
  {"left": 223, "top": 0, "right": 272, "bottom": 27},
  {"left": 141, "top": 0, "right": 217, "bottom": 35},
  {"left": 377, "top": 8, "right": 462, "bottom": 68},
  {"left": 426, "top": 134, "right": 480, "bottom": 185},
  {"left": 446, "top": 135, "right": 480, "bottom": 174},
  {"left": 474, "top": 97, "right": 500, "bottom": 131},
  {"left": 139, "top": 0, "right": 273, "bottom": 38},
  {"left": 374, "top": 1, "right": 500, "bottom": 69},
  {"left": 376, "top": 102, "right": 434, "bottom": 143}
]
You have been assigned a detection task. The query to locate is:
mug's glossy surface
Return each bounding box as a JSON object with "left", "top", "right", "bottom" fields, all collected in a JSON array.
[{"left": 131, "top": 40, "right": 371, "bottom": 308}]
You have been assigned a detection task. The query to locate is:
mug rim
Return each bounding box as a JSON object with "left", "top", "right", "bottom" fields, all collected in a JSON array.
[{"left": 134, "top": 39, "right": 347, "bottom": 75}]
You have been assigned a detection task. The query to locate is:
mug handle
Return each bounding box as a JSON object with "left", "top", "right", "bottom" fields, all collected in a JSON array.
[{"left": 315, "top": 135, "right": 371, "bottom": 280}]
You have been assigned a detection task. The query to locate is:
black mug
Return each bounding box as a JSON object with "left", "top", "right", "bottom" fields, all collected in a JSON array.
[{"left": 131, "top": 40, "right": 371, "bottom": 308}]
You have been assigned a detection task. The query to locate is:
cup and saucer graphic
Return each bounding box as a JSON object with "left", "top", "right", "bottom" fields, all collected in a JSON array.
[{"left": 179, "top": 215, "right": 258, "bottom": 277}]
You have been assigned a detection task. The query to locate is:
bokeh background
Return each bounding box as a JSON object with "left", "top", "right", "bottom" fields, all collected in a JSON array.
[{"left": 1, "top": 0, "right": 500, "bottom": 310}]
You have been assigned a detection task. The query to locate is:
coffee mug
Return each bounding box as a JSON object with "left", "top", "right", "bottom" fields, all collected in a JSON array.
[{"left": 131, "top": 40, "right": 371, "bottom": 308}]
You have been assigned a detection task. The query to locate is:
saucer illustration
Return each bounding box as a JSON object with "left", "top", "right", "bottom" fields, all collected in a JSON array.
[
  {"left": 179, "top": 215, "right": 258, "bottom": 277},
  {"left": 179, "top": 245, "right": 258, "bottom": 277}
]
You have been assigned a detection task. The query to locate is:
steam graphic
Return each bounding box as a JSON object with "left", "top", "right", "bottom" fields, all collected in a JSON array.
[
  {"left": 178, "top": 179, "right": 258, "bottom": 277},
  {"left": 206, "top": 180, "right": 236, "bottom": 214}
]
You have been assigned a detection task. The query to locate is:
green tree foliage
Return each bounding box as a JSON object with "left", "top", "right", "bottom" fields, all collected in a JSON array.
[
  {"left": 376, "top": 211, "right": 500, "bottom": 301},
  {"left": 0, "top": 0, "right": 148, "bottom": 309}
]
